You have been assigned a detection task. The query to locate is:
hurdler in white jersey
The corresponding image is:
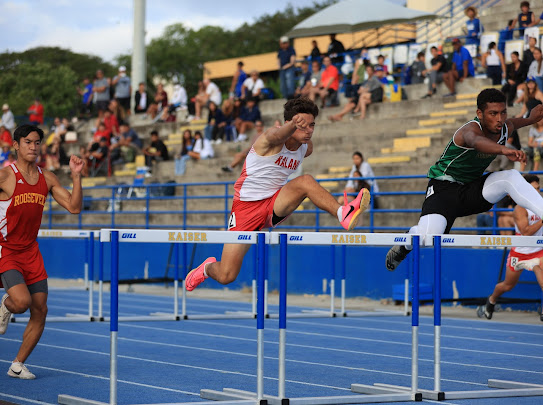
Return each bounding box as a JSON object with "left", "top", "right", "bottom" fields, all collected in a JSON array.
[
  {"left": 478, "top": 174, "right": 543, "bottom": 322},
  {"left": 185, "top": 97, "right": 371, "bottom": 291}
]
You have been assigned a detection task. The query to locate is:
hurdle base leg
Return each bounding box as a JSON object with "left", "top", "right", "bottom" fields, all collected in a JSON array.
[
  {"left": 351, "top": 384, "right": 422, "bottom": 401},
  {"left": 58, "top": 394, "right": 107, "bottom": 405},
  {"left": 371, "top": 383, "right": 432, "bottom": 400},
  {"left": 200, "top": 388, "right": 267, "bottom": 404}
]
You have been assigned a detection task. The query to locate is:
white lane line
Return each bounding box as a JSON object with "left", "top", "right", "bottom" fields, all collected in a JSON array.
[{"left": 0, "top": 392, "right": 55, "bottom": 405}]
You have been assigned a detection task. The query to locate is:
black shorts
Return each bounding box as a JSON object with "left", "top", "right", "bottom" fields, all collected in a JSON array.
[
  {"left": 421, "top": 174, "right": 493, "bottom": 233},
  {"left": 96, "top": 100, "right": 109, "bottom": 112},
  {"left": 117, "top": 97, "right": 131, "bottom": 111},
  {"left": 1, "top": 270, "right": 48, "bottom": 294}
]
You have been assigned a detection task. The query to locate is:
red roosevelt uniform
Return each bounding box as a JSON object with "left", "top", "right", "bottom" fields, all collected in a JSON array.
[{"left": 0, "top": 164, "right": 48, "bottom": 286}]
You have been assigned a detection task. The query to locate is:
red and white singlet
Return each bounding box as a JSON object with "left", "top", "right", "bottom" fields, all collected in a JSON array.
[{"left": 513, "top": 208, "right": 543, "bottom": 255}]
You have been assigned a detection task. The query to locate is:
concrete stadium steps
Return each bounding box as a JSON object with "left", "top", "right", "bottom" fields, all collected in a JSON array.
[{"left": 429, "top": 109, "right": 470, "bottom": 118}]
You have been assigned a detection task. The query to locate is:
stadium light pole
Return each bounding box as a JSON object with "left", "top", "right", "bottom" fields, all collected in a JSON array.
[{"left": 132, "top": 0, "right": 146, "bottom": 112}]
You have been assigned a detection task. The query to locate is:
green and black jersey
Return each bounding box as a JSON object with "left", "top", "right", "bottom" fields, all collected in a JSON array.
[{"left": 427, "top": 117, "right": 508, "bottom": 184}]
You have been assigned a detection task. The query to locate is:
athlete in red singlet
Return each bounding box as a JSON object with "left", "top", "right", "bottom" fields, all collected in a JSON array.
[
  {"left": 185, "top": 98, "right": 370, "bottom": 291},
  {"left": 0, "top": 124, "right": 84, "bottom": 379}
]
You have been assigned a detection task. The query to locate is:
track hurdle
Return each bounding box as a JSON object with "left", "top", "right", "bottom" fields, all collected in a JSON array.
[
  {"left": 374, "top": 234, "right": 543, "bottom": 401},
  {"left": 10, "top": 229, "right": 99, "bottom": 324},
  {"left": 59, "top": 229, "right": 266, "bottom": 405},
  {"left": 202, "top": 232, "right": 422, "bottom": 404}
]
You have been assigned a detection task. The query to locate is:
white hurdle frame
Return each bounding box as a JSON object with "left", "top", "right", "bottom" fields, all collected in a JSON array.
[
  {"left": 10, "top": 230, "right": 99, "bottom": 324},
  {"left": 202, "top": 232, "right": 422, "bottom": 405},
  {"left": 375, "top": 234, "right": 543, "bottom": 401}
]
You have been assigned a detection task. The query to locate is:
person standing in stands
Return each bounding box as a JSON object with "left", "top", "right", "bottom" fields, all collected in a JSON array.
[
  {"left": 464, "top": 6, "right": 483, "bottom": 47},
  {"left": 509, "top": 1, "right": 537, "bottom": 37},
  {"left": 229, "top": 61, "right": 247, "bottom": 99},
  {"left": 278, "top": 36, "right": 296, "bottom": 99},
  {"left": 0, "top": 124, "right": 84, "bottom": 379},
  {"left": 327, "top": 34, "right": 345, "bottom": 65}
]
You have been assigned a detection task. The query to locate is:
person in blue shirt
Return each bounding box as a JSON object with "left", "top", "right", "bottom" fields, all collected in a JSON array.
[
  {"left": 464, "top": 6, "right": 483, "bottom": 46},
  {"left": 443, "top": 38, "right": 475, "bottom": 97},
  {"left": 235, "top": 97, "right": 261, "bottom": 141},
  {"left": 277, "top": 36, "right": 296, "bottom": 99},
  {"left": 229, "top": 61, "right": 247, "bottom": 99},
  {"left": 77, "top": 77, "right": 93, "bottom": 117}
]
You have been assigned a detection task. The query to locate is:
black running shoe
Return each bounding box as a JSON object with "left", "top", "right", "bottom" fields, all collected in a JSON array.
[
  {"left": 385, "top": 245, "right": 410, "bottom": 271},
  {"left": 540, "top": 312, "right": 543, "bottom": 322},
  {"left": 478, "top": 297, "right": 495, "bottom": 320}
]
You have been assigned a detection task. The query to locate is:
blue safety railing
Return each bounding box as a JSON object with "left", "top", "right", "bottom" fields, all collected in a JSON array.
[{"left": 42, "top": 173, "right": 526, "bottom": 235}]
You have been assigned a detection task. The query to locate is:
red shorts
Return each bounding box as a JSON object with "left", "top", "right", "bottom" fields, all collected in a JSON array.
[
  {"left": 228, "top": 190, "right": 290, "bottom": 231},
  {"left": 0, "top": 243, "right": 47, "bottom": 287},
  {"left": 507, "top": 249, "right": 543, "bottom": 272}
]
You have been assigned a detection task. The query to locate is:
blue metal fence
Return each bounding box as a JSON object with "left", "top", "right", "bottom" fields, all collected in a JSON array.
[{"left": 43, "top": 174, "right": 524, "bottom": 235}]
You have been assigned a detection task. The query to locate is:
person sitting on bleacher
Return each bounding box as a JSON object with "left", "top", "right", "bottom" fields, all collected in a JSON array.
[
  {"left": 509, "top": 1, "right": 537, "bottom": 37},
  {"left": 516, "top": 77, "right": 543, "bottom": 119},
  {"left": 143, "top": 130, "right": 169, "bottom": 170},
  {"left": 442, "top": 38, "right": 474, "bottom": 97},
  {"left": 308, "top": 56, "right": 339, "bottom": 108},
  {"left": 235, "top": 97, "right": 261, "bottom": 142},
  {"left": 375, "top": 55, "right": 388, "bottom": 75},
  {"left": 502, "top": 51, "right": 528, "bottom": 106},
  {"left": 422, "top": 46, "right": 449, "bottom": 99},
  {"left": 188, "top": 130, "right": 214, "bottom": 160},
  {"left": 527, "top": 47, "right": 543, "bottom": 91},
  {"left": 328, "top": 65, "right": 383, "bottom": 122},
  {"left": 205, "top": 101, "right": 228, "bottom": 144},
  {"left": 345, "top": 54, "right": 370, "bottom": 99},
  {"left": 410, "top": 52, "right": 427, "bottom": 85},
  {"left": 294, "top": 61, "right": 312, "bottom": 98},
  {"left": 241, "top": 70, "right": 265, "bottom": 102},
  {"left": 88, "top": 137, "right": 109, "bottom": 175}
]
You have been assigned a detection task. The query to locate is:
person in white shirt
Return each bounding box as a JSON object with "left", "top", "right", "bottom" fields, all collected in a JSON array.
[
  {"left": 188, "top": 130, "right": 214, "bottom": 160},
  {"left": 195, "top": 79, "right": 222, "bottom": 119},
  {"left": 170, "top": 84, "right": 188, "bottom": 109},
  {"left": 1, "top": 104, "right": 15, "bottom": 131},
  {"left": 343, "top": 151, "right": 379, "bottom": 207},
  {"left": 241, "top": 70, "right": 265, "bottom": 101}
]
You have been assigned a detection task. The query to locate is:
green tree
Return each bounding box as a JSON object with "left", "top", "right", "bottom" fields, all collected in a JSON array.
[{"left": 0, "top": 61, "right": 79, "bottom": 119}]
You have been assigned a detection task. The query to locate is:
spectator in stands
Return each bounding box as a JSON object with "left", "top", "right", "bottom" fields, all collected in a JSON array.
[
  {"left": 110, "top": 121, "right": 142, "bottom": 164},
  {"left": 464, "top": 6, "right": 483, "bottom": 46},
  {"left": 310, "top": 40, "right": 321, "bottom": 61},
  {"left": 120, "top": 121, "right": 142, "bottom": 149},
  {"left": 327, "top": 33, "right": 345, "bottom": 65},
  {"left": 410, "top": 52, "right": 427, "bottom": 84},
  {"left": 376, "top": 55, "right": 388, "bottom": 74},
  {"left": 497, "top": 196, "right": 515, "bottom": 235},
  {"left": 516, "top": 77, "right": 543, "bottom": 119},
  {"left": 88, "top": 122, "right": 111, "bottom": 150},
  {"left": 294, "top": 61, "right": 312, "bottom": 98},
  {"left": 229, "top": 61, "right": 247, "bottom": 99},
  {"left": 93, "top": 70, "right": 110, "bottom": 121},
  {"left": 147, "top": 83, "right": 168, "bottom": 120},
  {"left": 422, "top": 46, "right": 449, "bottom": 99},
  {"left": 242, "top": 70, "right": 265, "bottom": 102},
  {"left": 0, "top": 145, "right": 10, "bottom": 166},
  {"left": 346, "top": 56, "right": 369, "bottom": 98},
  {"left": 88, "top": 137, "right": 109, "bottom": 175},
  {"left": 309, "top": 56, "right": 339, "bottom": 108},
  {"left": 278, "top": 36, "right": 296, "bottom": 99},
  {"left": 194, "top": 78, "right": 222, "bottom": 120},
  {"left": 509, "top": 1, "right": 537, "bottom": 37},
  {"left": 171, "top": 83, "right": 188, "bottom": 111},
  {"left": 341, "top": 151, "right": 379, "bottom": 207},
  {"left": 328, "top": 65, "right": 383, "bottom": 122},
  {"left": 134, "top": 82, "right": 149, "bottom": 115},
  {"left": 45, "top": 139, "right": 62, "bottom": 171},
  {"left": 78, "top": 146, "right": 90, "bottom": 177},
  {"left": 235, "top": 97, "right": 261, "bottom": 142},
  {"left": 502, "top": 51, "right": 528, "bottom": 106},
  {"left": 1, "top": 104, "right": 15, "bottom": 131},
  {"left": 50, "top": 117, "right": 66, "bottom": 143},
  {"left": 523, "top": 36, "right": 538, "bottom": 68},
  {"left": 221, "top": 120, "right": 264, "bottom": 173},
  {"left": 188, "top": 130, "right": 214, "bottom": 160},
  {"left": 77, "top": 77, "right": 93, "bottom": 117},
  {"left": 144, "top": 130, "right": 169, "bottom": 169},
  {"left": 527, "top": 47, "right": 543, "bottom": 91},
  {"left": 205, "top": 101, "right": 228, "bottom": 144},
  {"left": 112, "top": 66, "right": 131, "bottom": 115},
  {"left": 103, "top": 109, "right": 119, "bottom": 138},
  {"left": 0, "top": 125, "right": 12, "bottom": 148},
  {"left": 2, "top": 150, "right": 15, "bottom": 168},
  {"left": 442, "top": 38, "right": 474, "bottom": 97},
  {"left": 109, "top": 99, "right": 127, "bottom": 123},
  {"left": 309, "top": 60, "right": 322, "bottom": 87},
  {"left": 175, "top": 129, "right": 194, "bottom": 175},
  {"left": 482, "top": 42, "right": 506, "bottom": 85},
  {"left": 521, "top": 120, "right": 543, "bottom": 171},
  {"left": 26, "top": 98, "right": 43, "bottom": 125}
]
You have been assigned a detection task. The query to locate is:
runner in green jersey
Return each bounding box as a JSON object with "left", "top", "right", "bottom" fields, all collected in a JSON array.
[{"left": 386, "top": 88, "right": 543, "bottom": 271}]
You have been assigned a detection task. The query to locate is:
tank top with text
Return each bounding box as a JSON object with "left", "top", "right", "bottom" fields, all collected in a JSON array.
[
  {"left": 0, "top": 164, "right": 48, "bottom": 253},
  {"left": 513, "top": 208, "right": 543, "bottom": 255}
]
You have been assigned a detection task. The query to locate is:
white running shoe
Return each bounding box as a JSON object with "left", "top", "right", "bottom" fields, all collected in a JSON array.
[
  {"left": 514, "top": 257, "right": 541, "bottom": 272},
  {"left": 237, "top": 134, "right": 248, "bottom": 142},
  {"left": 0, "top": 294, "right": 11, "bottom": 335},
  {"left": 8, "top": 362, "right": 35, "bottom": 379}
]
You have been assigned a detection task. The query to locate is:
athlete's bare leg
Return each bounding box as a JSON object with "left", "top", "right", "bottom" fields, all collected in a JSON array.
[
  {"left": 273, "top": 174, "right": 340, "bottom": 217},
  {"left": 4, "top": 285, "right": 47, "bottom": 363},
  {"left": 205, "top": 244, "right": 251, "bottom": 285},
  {"left": 489, "top": 268, "right": 522, "bottom": 304}
]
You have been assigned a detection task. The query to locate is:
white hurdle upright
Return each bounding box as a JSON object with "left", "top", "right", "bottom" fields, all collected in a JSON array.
[
  {"left": 375, "top": 234, "right": 543, "bottom": 401},
  {"left": 10, "top": 229, "right": 99, "bottom": 324},
  {"left": 59, "top": 229, "right": 266, "bottom": 405},
  {"left": 202, "top": 232, "right": 422, "bottom": 405}
]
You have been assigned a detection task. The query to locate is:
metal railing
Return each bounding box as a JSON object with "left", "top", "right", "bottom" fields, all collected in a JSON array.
[{"left": 42, "top": 174, "right": 521, "bottom": 235}]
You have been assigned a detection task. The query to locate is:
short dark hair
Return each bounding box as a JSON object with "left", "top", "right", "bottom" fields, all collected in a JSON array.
[
  {"left": 14, "top": 124, "right": 44, "bottom": 143},
  {"left": 431, "top": 46, "right": 438, "bottom": 51},
  {"left": 283, "top": 97, "right": 319, "bottom": 121},
  {"left": 477, "top": 88, "right": 506, "bottom": 111},
  {"left": 488, "top": 42, "right": 496, "bottom": 50},
  {"left": 119, "top": 121, "right": 129, "bottom": 127},
  {"left": 524, "top": 174, "right": 539, "bottom": 184},
  {"left": 512, "top": 51, "right": 520, "bottom": 57},
  {"left": 377, "top": 54, "right": 384, "bottom": 59},
  {"left": 150, "top": 130, "right": 159, "bottom": 136},
  {"left": 417, "top": 51, "right": 425, "bottom": 58},
  {"left": 520, "top": 1, "right": 530, "bottom": 9}
]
